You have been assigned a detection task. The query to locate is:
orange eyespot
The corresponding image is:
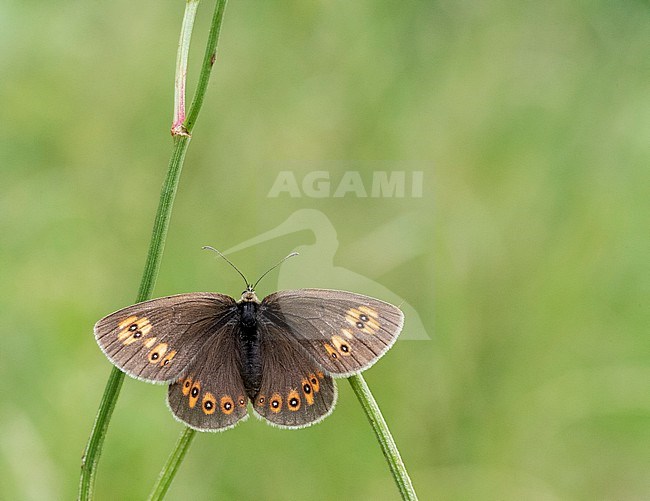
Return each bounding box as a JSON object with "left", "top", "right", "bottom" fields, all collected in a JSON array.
[
  {"left": 287, "top": 390, "right": 301, "bottom": 411},
  {"left": 220, "top": 395, "right": 235, "bottom": 415},
  {"left": 118, "top": 316, "right": 152, "bottom": 344},
  {"left": 308, "top": 373, "right": 321, "bottom": 393},
  {"left": 324, "top": 343, "right": 338, "bottom": 359},
  {"left": 189, "top": 381, "right": 201, "bottom": 408},
  {"left": 160, "top": 350, "right": 176, "bottom": 367},
  {"left": 148, "top": 343, "right": 168, "bottom": 364},
  {"left": 269, "top": 393, "right": 282, "bottom": 413},
  {"left": 182, "top": 377, "right": 193, "bottom": 396},
  {"left": 202, "top": 393, "right": 217, "bottom": 415},
  {"left": 301, "top": 378, "right": 315, "bottom": 405},
  {"left": 331, "top": 335, "right": 352, "bottom": 356},
  {"left": 346, "top": 306, "right": 380, "bottom": 334}
]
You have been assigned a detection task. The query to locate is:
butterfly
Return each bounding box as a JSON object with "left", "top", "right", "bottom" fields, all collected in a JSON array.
[{"left": 94, "top": 248, "right": 404, "bottom": 431}]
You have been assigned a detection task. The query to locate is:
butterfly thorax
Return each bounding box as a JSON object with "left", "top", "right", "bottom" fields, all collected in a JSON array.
[{"left": 236, "top": 289, "right": 263, "bottom": 399}]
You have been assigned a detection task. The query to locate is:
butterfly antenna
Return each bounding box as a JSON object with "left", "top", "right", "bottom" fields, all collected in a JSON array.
[
  {"left": 202, "top": 246, "right": 250, "bottom": 289},
  {"left": 252, "top": 252, "right": 299, "bottom": 290}
]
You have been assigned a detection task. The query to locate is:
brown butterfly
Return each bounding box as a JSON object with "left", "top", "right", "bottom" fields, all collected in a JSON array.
[{"left": 94, "top": 248, "right": 404, "bottom": 431}]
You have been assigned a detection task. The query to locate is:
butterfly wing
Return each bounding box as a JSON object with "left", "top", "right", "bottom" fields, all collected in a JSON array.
[
  {"left": 94, "top": 293, "right": 237, "bottom": 383},
  {"left": 167, "top": 322, "right": 249, "bottom": 431},
  {"left": 259, "top": 289, "right": 404, "bottom": 377},
  {"left": 252, "top": 321, "right": 337, "bottom": 428}
]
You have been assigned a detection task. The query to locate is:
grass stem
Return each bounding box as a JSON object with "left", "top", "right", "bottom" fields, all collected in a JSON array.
[
  {"left": 348, "top": 374, "right": 418, "bottom": 500},
  {"left": 79, "top": 1, "right": 228, "bottom": 498}
]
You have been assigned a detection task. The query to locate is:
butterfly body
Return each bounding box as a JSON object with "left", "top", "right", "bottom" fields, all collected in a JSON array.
[
  {"left": 235, "top": 289, "right": 263, "bottom": 399},
  {"left": 95, "top": 287, "right": 403, "bottom": 431}
]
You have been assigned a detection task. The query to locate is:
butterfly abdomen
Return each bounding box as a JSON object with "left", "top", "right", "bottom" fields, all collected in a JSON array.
[{"left": 237, "top": 301, "right": 263, "bottom": 399}]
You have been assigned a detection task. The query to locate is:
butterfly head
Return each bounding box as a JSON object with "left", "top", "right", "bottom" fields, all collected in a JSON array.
[{"left": 239, "top": 285, "right": 259, "bottom": 304}]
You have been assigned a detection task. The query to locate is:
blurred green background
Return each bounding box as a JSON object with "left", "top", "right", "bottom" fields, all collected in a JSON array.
[{"left": 1, "top": 1, "right": 649, "bottom": 499}]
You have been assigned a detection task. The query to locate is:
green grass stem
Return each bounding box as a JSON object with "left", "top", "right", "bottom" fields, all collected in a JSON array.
[
  {"left": 348, "top": 374, "right": 418, "bottom": 500},
  {"left": 79, "top": 1, "right": 228, "bottom": 499},
  {"left": 148, "top": 427, "right": 197, "bottom": 501}
]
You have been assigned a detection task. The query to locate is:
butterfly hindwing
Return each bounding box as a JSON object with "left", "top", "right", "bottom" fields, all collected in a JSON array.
[
  {"left": 259, "top": 289, "right": 404, "bottom": 377},
  {"left": 167, "top": 322, "right": 249, "bottom": 431},
  {"left": 94, "top": 293, "right": 237, "bottom": 382},
  {"left": 252, "top": 322, "right": 337, "bottom": 428}
]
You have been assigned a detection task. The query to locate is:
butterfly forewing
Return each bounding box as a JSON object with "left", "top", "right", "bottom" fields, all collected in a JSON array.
[
  {"left": 94, "top": 293, "right": 237, "bottom": 383},
  {"left": 252, "top": 322, "right": 337, "bottom": 428},
  {"left": 167, "top": 322, "right": 249, "bottom": 431},
  {"left": 259, "top": 289, "right": 404, "bottom": 377}
]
